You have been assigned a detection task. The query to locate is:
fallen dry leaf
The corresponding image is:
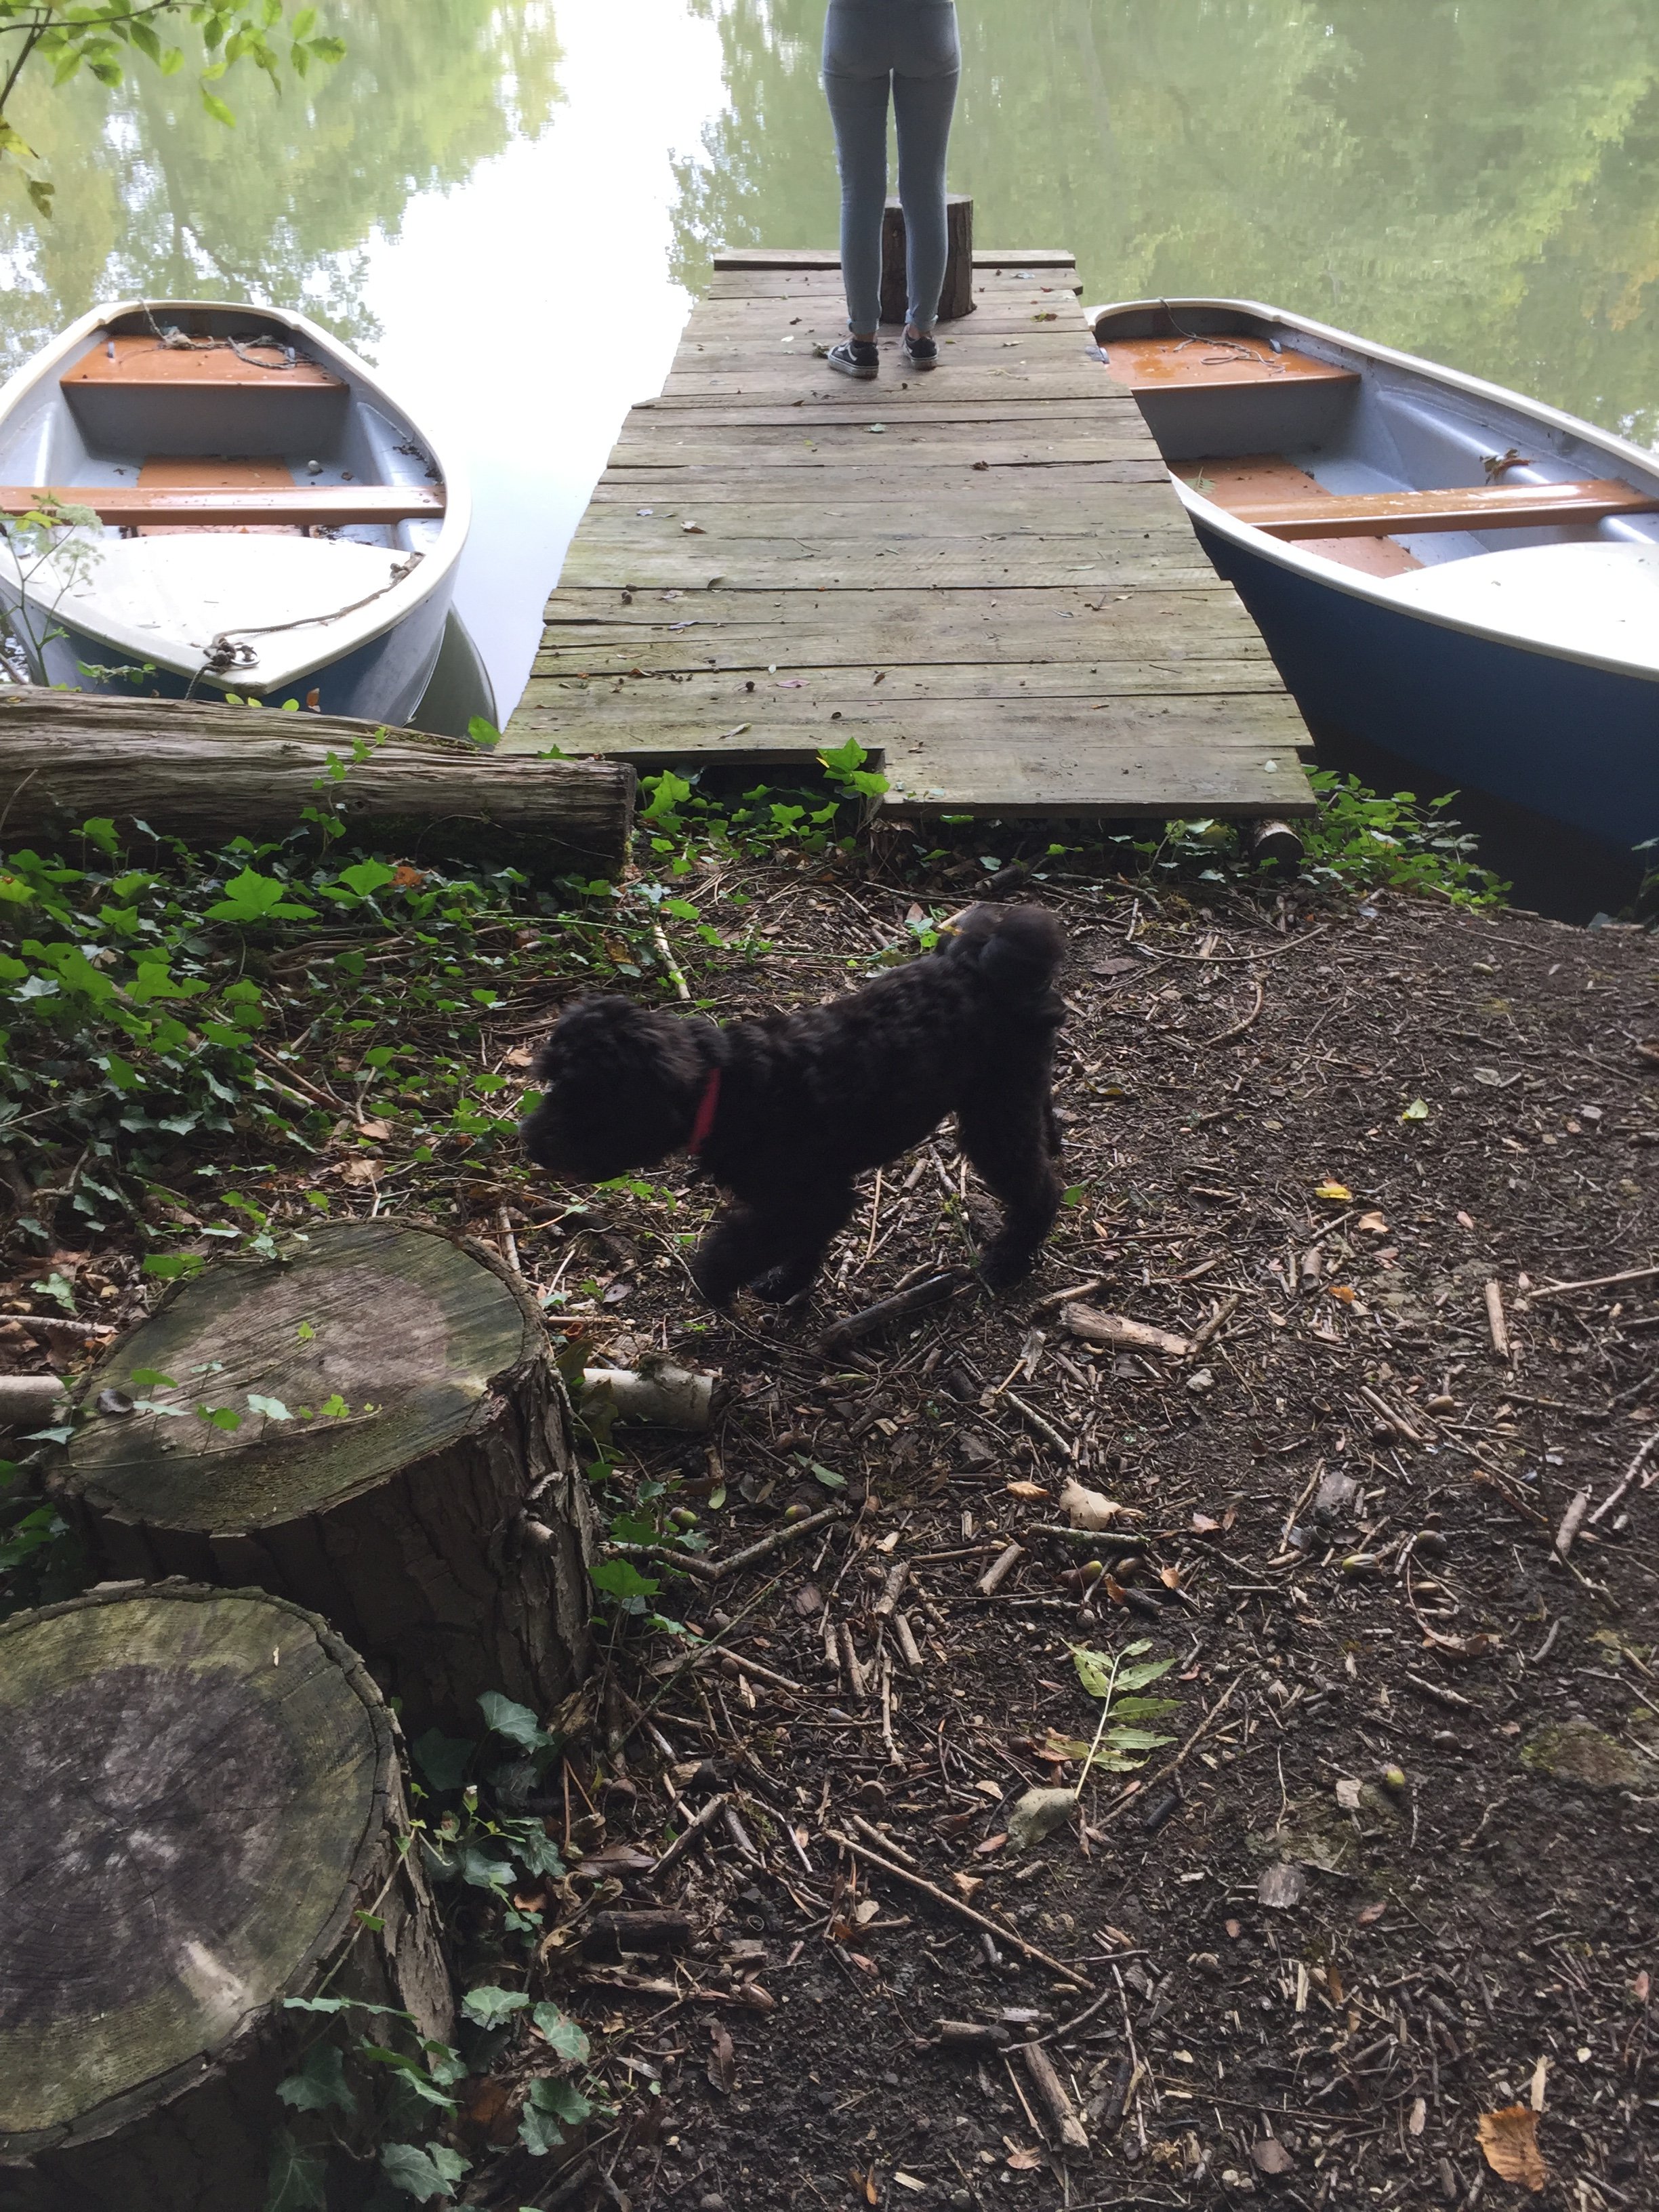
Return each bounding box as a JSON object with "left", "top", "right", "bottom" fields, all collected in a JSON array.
[
  {"left": 1477, "top": 2104, "right": 1547, "bottom": 2192},
  {"left": 1252, "top": 2137, "right": 1294, "bottom": 2175},
  {"left": 1006, "top": 1479, "right": 1049, "bottom": 1500},
  {"left": 1356, "top": 1900, "right": 1388, "bottom": 1925},
  {"left": 352, "top": 1117, "right": 392, "bottom": 1141},
  {"left": 1357, "top": 1210, "right": 1390, "bottom": 1232},
  {"left": 706, "top": 2021, "right": 735, "bottom": 2095},
  {"left": 1314, "top": 1180, "right": 1352, "bottom": 1201},
  {"left": 1006, "top": 2146, "right": 1044, "bottom": 2171},
  {"left": 1059, "top": 1476, "right": 1134, "bottom": 1530}
]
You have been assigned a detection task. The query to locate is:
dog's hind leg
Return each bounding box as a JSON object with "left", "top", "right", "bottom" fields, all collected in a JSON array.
[
  {"left": 689, "top": 1180, "right": 858, "bottom": 1308},
  {"left": 956, "top": 1087, "right": 1063, "bottom": 1291}
]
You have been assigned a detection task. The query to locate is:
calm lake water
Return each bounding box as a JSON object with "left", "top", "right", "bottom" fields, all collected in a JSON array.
[{"left": 13, "top": 0, "right": 1659, "bottom": 716}]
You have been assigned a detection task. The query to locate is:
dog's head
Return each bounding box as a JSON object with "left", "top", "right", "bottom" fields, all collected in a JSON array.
[{"left": 520, "top": 996, "right": 711, "bottom": 1184}]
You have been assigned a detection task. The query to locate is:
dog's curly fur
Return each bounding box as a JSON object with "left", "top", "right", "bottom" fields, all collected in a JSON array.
[{"left": 520, "top": 903, "right": 1067, "bottom": 1309}]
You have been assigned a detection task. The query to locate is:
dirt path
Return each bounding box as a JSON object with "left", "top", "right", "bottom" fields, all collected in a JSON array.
[
  {"left": 3, "top": 863, "right": 1656, "bottom": 2210},
  {"left": 531, "top": 880, "right": 1657, "bottom": 2212}
]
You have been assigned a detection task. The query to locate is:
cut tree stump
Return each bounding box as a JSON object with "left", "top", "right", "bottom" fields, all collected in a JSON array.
[
  {"left": 881, "top": 193, "right": 975, "bottom": 325},
  {"left": 0, "top": 689, "right": 635, "bottom": 882},
  {"left": 50, "top": 1221, "right": 596, "bottom": 1738},
  {"left": 0, "top": 1582, "right": 451, "bottom": 2212}
]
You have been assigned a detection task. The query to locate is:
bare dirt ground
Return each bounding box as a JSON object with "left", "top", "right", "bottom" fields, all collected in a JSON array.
[
  {"left": 4, "top": 855, "right": 1657, "bottom": 2212},
  {"left": 475, "top": 869, "right": 1659, "bottom": 2212}
]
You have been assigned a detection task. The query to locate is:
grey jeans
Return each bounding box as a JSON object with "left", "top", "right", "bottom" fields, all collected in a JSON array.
[{"left": 822, "top": 0, "right": 960, "bottom": 334}]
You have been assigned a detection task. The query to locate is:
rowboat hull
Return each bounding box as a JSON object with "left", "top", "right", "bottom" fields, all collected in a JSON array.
[
  {"left": 1090, "top": 298, "right": 1659, "bottom": 860},
  {"left": 0, "top": 300, "right": 468, "bottom": 724},
  {"left": 1191, "top": 517, "right": 1658, "bottom": 854}
]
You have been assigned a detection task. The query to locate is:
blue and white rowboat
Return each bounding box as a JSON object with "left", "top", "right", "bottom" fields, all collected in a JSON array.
[
  {"left": 1089, "top": 297, "right": 1659, "bottom": 857},
  {"left": 0, "top": 300, "right": 468, "bottom": 725}
]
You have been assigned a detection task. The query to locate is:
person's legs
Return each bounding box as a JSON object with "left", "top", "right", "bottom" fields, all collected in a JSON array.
[
  {"left": 822, "top": 5, "right": 893, "bottom": 341},
  {"left": 893, "top": 4, "right": 960, "bottom": 333},
  {"left": 893, "top": 70, "right": 958, "bottom": 331}
]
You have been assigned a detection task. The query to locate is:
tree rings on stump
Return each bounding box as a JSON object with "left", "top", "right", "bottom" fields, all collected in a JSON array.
[
  {"left": 53, "top": 1222, "right": 596, "bottom": 1737},
  {"left": 0, "top": 1582, "right": 450, "bottom": 2212}
]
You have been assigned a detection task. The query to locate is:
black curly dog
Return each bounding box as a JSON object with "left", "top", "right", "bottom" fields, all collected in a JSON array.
[{"left": 520, "top": 903, "right": 1067, "bottom": 1309}]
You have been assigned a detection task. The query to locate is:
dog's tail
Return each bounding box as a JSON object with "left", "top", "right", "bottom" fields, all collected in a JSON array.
[{"left": 945, "top": 902, "right": 1066, "bottom": 1007}]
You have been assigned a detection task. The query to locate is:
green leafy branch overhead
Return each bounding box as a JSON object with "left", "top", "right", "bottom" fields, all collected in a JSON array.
[{"left": 0, "top": 1, "right": 343, "bottom": 213}]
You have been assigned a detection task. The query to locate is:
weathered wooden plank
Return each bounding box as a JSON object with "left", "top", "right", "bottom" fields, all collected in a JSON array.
[
  {"left": 657, "top": 369, "right": 1109, "bottom": 403},
  {"left": 599, "top": 463, "right": 1169, "bottom": 499},
  {"left": 604, "top": 443, "right": 1164, "bottom": 475},
  {"left": 558, "top": 546, "right": 1218, "bottom": 592},
  {"left": 681, "top": 302, "right": 1085, "bottom": 338},
  {"left": 525, "top": 659, "right": 1288, "bottom": 710},
  {"left": 535, "top": 586, "right": 1271, "bottom": 668},
  {"left": 506, "top": 693, "right": 1307, "bottom": 757},
  {"left": 711, "top": 247, "right": 1080, "bottom": 270},
  {"left": 575, "top": 492, "right": 1183, "bottom": 537},
  {"left": 626, "top": 398, "right": 1146, "bottom": 432}
]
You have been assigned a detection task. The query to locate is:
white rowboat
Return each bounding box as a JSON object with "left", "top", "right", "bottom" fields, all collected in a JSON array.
[{"left": 0, "top": 300, "right": 468, "bottom": 724}]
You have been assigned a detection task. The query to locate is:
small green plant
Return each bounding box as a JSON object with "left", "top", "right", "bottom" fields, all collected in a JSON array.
[
  {"left": 1046, "top": 1639, "right": 1181, "bottom": 1774},
  {"left": 0, "top": 494, "right": 104, "bottom": 679},
  {"left": 1296, "top": 771, "right": 1506, "bottom": 905}
]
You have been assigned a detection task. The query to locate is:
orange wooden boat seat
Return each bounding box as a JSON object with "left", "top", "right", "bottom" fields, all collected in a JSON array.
[
  {"left": 0, "top": 483, "right": 445, "bottom": 526},
  {"left": 1101, "top": 333, "right": 1360, "bottom": 394},
  {"left": 61, "top": 335, "right": 345, "bottom": 394},
  {"left": 1227, "top": 478, "right": 1659, "bottom": 540}
]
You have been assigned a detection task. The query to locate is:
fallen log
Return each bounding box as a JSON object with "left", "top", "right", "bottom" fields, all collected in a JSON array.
[
  {"left": 0, "top": 689, "right": 634, "bottom": 882},
  {"left": 49, "top": 1221, "right": 598, "bottom": 1738},
  {"left": 0, "top": 1582, "right": 452, "bottom": 2212}
]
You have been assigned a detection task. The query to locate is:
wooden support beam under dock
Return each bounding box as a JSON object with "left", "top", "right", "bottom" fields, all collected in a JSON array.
[{"left": 505, "top": 249, "right": 1314, "bottom": 821}]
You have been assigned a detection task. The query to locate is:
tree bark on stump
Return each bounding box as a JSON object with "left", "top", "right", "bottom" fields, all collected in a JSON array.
[
  {"left": 51, "top": 1221, "right": 596, "bottom": 1740},
  {"left": 0, "top": 1582, "right": 451, "bottom": 2212},
  {"left": 0, "top": 689, "right": 636, "bottom": 884},
  {"left": 881, "top": 194, "right": 975, "bottom": 325}
]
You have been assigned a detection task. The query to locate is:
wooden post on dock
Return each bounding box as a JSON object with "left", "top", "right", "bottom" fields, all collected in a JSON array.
[{"left": 881, "top": 193, "right": 974, "bottom": 324}]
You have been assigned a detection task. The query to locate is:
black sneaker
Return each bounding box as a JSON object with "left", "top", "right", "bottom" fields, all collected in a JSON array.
[
  {"left": 826, "top": 338, "right": 879, "bottom": 380},
  {"left": 903, "top": 330, "right": 939, "bottom": 371}
]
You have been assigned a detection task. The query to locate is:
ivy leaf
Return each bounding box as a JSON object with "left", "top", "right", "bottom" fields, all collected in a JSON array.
[
  {"left": 588, "top": 1558, "right": 659, "bottom": 1601},
  {"left": 478, "top": 1691, "right": 550, "bottom": 1752},
  {"left": 531, "top": 2002, "right": 590, "bottom": 2064},
  {"left": 140, "top": 1256, "right": 203, "bottom": 1292},
  {"left": 412, "top": 1729, "right": 474, "bottom": 1793},
  {"left": 247, "top": 1393, "right": 291, "bottom": 1421},
  {"left": 460, "top": 1984, "right": 531, "bottom": 2028},
  {"left": 265, "top": 2127, "right": 329, "bottom": 2212},
  {"left": 525, "top": 2074, "right": 593, "bottom": 2143},
  {"left": 275, "top": 2039, "right": 356, "bottom": 2116},
  {"left": 337, "top": 859, "right": 396, "bottom": 899},
  {"left": 205, "top": 867, "right": 314, "bottom": 925},
  {"left": 519, "top": 2075, "right": 594, "bottom": 2156},
  {"left": 377, "top": 2142, "right": 468, "bottom": 2203}
]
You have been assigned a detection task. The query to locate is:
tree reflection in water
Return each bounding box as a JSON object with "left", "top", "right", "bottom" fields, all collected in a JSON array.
[
  {"left": 672, "top": 0, "right": 1659, "bottom": 447},
  {"left": 0, "top": 0, "right": 563, "bottom": 369}
]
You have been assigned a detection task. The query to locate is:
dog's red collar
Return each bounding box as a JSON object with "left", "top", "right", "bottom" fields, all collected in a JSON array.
[{"left": 687, "top": 1068, "right": 722, "bottom": 1158}]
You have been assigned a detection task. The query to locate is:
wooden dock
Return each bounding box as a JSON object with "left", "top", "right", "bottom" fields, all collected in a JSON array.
[{"left": 504, "top": 248, "right": 1313, "bottom": 821}]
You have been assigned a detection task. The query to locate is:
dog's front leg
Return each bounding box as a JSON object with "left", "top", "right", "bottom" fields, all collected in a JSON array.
[
  {"left": 958, "top": 1088, "right": 1063, "bottom": 1290},
  {"left": 689, "top": 1181, "right": 856, "bottom": 1308}
]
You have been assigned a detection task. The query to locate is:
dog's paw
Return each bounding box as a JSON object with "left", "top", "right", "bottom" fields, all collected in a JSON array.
[
  {"left": 687, "top": 1259, "right": 737, "bottom": 1311},
  {"left": 750, "top": 1264, "right": 815, "bottom": 1306},
  {"left": 977, "top": 1245, "right": 1038, "bottom": 1294}
]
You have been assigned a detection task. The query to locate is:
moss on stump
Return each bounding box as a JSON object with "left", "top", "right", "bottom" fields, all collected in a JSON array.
[{"left": 52, "top": 1222, "right": 596, "bottom": 1737}]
